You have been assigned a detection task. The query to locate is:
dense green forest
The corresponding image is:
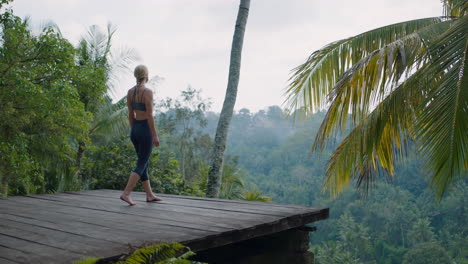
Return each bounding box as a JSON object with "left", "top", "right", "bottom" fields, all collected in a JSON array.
[
  {"left": 210, "top": 106, "right": 467, "bottom": 264},
  {"left": 1, "top": 3, "right": 466, "bottom": 264}
]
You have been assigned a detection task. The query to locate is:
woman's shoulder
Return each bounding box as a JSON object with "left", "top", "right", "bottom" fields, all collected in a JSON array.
[
  {"left": 127, "top": 86, "right": 137, "bottom": 94},
  {"left": 143, "top": 87, "right": 153, "bottom": 93},
  {"left": 141, "top": 87, "right": 153, "bottom": 97}
]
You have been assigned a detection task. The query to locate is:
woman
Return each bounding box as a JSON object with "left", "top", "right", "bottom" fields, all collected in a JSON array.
[{"left": 120, "top": 65, "right": 162, "bottom": 205}]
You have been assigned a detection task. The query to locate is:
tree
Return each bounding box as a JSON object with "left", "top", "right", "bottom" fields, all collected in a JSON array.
[
  {"left": 313, "top": 241, "right": 361, "bottom": 264},
  {"left": 72, "top": 23, "right": 137, "bottom": 181},
  {"left": 337, "top": 212, "right": 374, "bottom": 261},
  {"left": 157, "top": 87, "right": 212, "bottom": 182},
  {"left": 285, "top": 0, "right": 468, "bottom": 198},
  {"left": 0, "top": 0, "right": 12, "bottom": 10},
  {"left": 402, "top": 242, "right": 452, "bottom": 264},
  {"left": 0, "top": 9, "right": 90, "bottom": 195},
  {"left": 408, "top": 218, "right": 435, "bottom": 246},
  {"left": 207, "top": 0, "right": 251, "bottom": 198}
]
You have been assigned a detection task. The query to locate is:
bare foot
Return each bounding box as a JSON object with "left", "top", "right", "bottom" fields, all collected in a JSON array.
[
  {"left": 146, "top": 195, "right": 162, "bottom": 202},
  {"left": 120, "top": 194, "right": 136, "bottom": 206}
]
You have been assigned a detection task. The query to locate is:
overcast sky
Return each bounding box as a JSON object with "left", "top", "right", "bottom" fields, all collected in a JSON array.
[{"left": 10, "top": 0, "right": 442, "bottom": 112}]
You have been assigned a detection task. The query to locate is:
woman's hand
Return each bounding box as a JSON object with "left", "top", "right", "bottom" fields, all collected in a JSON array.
[{"left": 153, "top": 136, "right": 160, "bottom": 147}]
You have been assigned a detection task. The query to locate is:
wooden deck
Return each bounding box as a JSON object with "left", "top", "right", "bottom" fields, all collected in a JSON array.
[{"left": 0, "top": 189, "right": 329, "bottom": 264}]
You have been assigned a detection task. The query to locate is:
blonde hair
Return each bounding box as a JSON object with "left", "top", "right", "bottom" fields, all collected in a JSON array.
[{"left": 134, "top": 65, "right": 149, "bottom": 85}]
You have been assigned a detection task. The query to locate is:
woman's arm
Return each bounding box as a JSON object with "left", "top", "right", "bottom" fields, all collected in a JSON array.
[
  {"left": 126, "top": 90, "right": 135, "bottom": 127},
  {"left": 145, "top": 90, "right": 160, "bottom": 147}
]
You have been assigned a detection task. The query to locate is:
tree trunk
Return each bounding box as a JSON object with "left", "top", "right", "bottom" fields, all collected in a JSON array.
[
  {"left": 76, "top": 142, "right": 85, "bottom": 168},
  {"left": 0, "top": 174, "right": 8, "bottom": 197},
  {"left": 73, "top": 141, "right": 85, "bottom": 185},
  {"left": 207, "top": 0, "right": 250, "bottom": 198}
]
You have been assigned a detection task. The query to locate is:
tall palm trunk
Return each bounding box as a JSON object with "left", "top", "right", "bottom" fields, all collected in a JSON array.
[{"left": 207, "top": 0, "right": 250, "bottom": 198}]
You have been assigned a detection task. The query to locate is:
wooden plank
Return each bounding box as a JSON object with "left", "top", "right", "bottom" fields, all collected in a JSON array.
[
  {"left": 0, "top": 256, "right": 21, "bottom": 264},
  {"left": 64, "top": 191, "right": 297, "bottom": 216},
  {"left": 0, "top": 245, "right": 49, "bottom": 263},
  {"left": 27, "top": 192, "right": 304, "bottom": 217},
  {"left": 15, "top": 194, "right": 326, "bottom": 243},
  {"left": 0, "top": 233, "right": 86, "bottom": 263},
  {"left": 0, "top": 198, "right": 229, "bottom": 234},
  {"left": 93, "top": 189, "right": 310, "bottom": 209},
  {"left": 0, "top": 190, "right": 330, "bottom": 263},
  {"left": 0, "top": 212, "right": 199, "bottom": 246},
  {"left": 2, "top": 196, "right": 247, "bottom": 232},
  {"left": 71, "top": 190, "right": 314, "bottom": 214},
  {"left": 0, "top": 207, "right": 219, "bottom": 248},
  {"left": 0, "top": 224, "right": 103, "bottom": 257},
  {"left": 0, "top": 218, "right": 127, "bottom": 257},
  {"left": 0, "top": 204, "right": 327, "bottom": 255},
  {"left": 23, "top": 192, "right": 283, "bottom": 222},
  {"left": 0, "top": 208, "right": 212, "bottom": 245}
]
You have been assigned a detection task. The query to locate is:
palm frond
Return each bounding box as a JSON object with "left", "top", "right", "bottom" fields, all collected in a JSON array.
[
  {"left": 321, "top": 16, "right": 468, "bottom": 198},
  {"left": 322, "top": 66, "right": 426, "bottom": 196},
  {"left": 243, "top": 189, "right": 272, "bottom": 202},
  {"left": 124, "top": 243, "right": 188, "bottom": 264},
  {"left": 219, "top": 166, "right": 245, "bottom": 200},
  {"left": 415, "top": 15, "right": 468, "bottom": 197},
  {"left": 312, "top": 20, "right": 453, "bottom": 151},
  {"left": 285, "top": 17, "right": 447, "bottom": 116},
  {"left": 107, "top": 45, "right": 139, "bottom": 97},
  {"left": 89, "top": 96, "right": 129, "bottom": 143},
  {"left": 443, "top": 0, "right": 468, "bottom": 17},
  {"left": 38, "top": 20, "right": 61, "bottom": 36},
  {"left": 73, "top": 257, "right": 100, "bottom": 264}
]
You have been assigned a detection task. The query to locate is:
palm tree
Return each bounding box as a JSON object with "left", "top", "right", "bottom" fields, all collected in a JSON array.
[
  {"left": 73, "top": 24, "right": 138, "bottom": 181},
  {"left": 285, "top": 0, "right": 468, "bottom": 198},
  {"left": 207, "top": 0, "right": 251, "bottom": 198},
  {"left": 243, "top": 189, "right": 272, "bottom": 202},
  {"left": 408, "top": 218, "right": 435, "bottom": 246}
]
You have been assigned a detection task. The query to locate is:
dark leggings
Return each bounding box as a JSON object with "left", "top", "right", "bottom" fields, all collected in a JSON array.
[{"left": 130, "top": 119, "right": 153, "bottom": 181}]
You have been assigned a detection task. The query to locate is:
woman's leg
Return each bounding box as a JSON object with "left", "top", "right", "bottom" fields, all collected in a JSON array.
[
  {"left": 120, "top": 172, "right": 139, "bottom": 205},
  {"left": 142, "top": 179, "right": 161, "bottom": 202}
]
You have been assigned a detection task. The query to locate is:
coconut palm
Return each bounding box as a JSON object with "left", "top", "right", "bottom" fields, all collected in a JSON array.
[
  {"left": 73, "top": 23, "right": 138, "bottom": 173},
  {"left": 285, "top": 0, "right": 468, "bottom": 197},
  {"left": 207, "top": 0, "right": 251, "bottom": 197},
  {"left": 243, "top": 189, "right": 272, "bottom": 202}
]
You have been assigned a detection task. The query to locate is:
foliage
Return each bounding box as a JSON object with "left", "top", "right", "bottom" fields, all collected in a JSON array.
[
  {"left": 74, "top": 258, "right": 101, "bottom": 264},
  {"left": 402, "top": 242, "right": 452, "bottom": 264},
  {"left": 156, "top": 87, "right": 212, "bottom": 183},
  {"left": 209, "top": 107, "right": 467, "bottom": 263},
  {"left": 124, "top": 243, "right": 193, "bottom": 264},
  {"left": 0, "top": 8, "right": 136, "bottom": 196},
  {"left": 72, "top": 23, "right": 137, "bottom": 183},
  {"left": 80, "top": 137, "right": 188, "bottom": 195},
  {"left": 80, "top": 87, "right": 249, "bottom": 198},
  {"left": 218, "top": 157, "right": 245, "bottom": 200},
  {"left": 2, "top": 3, "right": 465, "bottom": 264},
  {"left": 337, "top": 213, "right": 374, "bottom": 261},
  {"left": 312, "top": 241, "right": 361, "bottom": 264},
  {"left": 0, "top": 9, "right": 90, "bottom": 196},
  {"left": 243, "top": 189, "right": 272, "bottom": 202},
  {"left": 285, "top": 0, "right": 468, "bottom": 198},
  {"left": 0, "top": 0, "right": 12, "bottom": 10},
  {"left": 73, "top": 243, "right": 205, "bottom": 264},
  {"left": 407, "top": 218, "right": 435, "bottom": 246}
]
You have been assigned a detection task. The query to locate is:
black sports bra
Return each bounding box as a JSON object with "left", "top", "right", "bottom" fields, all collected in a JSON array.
[{"left": 131, "top": 86, "right": 147, "bottom": 112}]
